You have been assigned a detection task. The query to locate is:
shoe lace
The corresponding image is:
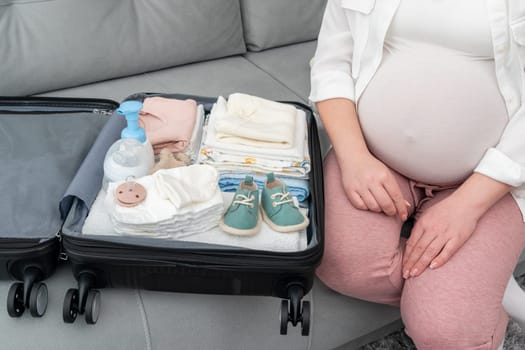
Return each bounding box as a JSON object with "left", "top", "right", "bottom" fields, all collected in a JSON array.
[
  {"left": 233, "top": 194, "right": 255, "bottom": 208},
  {"left": 270, "top": 191, "right": 293, "bottom": 207}
]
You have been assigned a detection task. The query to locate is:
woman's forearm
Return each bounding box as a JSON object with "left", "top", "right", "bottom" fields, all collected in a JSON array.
[
  {"left": 316, "top": 98, "right": 370, "bottom": 165},
  {"left": 453, "top": 172, "right": 511, "bottom": 219}
]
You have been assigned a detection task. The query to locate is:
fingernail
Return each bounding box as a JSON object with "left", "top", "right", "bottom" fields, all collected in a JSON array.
[
  {"left": 429, "top": 262, "right": 437, "bottom": 269},
  {"left": 410, "top": 268, "right": 418, "bottom": 277},
  {"left": 403, "top": 270, "right": 410, "bottom": 279},
  {"left": 405, "top": 200, "right": 411, "bottom": 207},
  {"left": 401, "top": 214, "right": 407, "bottom": 221}
]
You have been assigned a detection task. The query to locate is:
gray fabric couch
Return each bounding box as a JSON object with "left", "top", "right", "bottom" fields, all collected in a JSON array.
[{"left": 0, "top": 0, "right": 410, "bottom": 348}]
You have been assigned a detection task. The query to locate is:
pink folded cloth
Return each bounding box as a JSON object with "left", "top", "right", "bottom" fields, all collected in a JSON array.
[{"left": 139, "top": 97, "right": 197, "bottom": 154}]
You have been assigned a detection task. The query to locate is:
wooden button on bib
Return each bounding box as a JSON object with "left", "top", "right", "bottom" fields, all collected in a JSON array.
[{"left": 115, "top": 182, "right": 147, "bottom": 207}]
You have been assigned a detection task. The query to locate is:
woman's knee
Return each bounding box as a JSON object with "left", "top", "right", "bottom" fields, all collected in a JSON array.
[{"left": 402, "top": 281, "right": 507, "bottom": 350}]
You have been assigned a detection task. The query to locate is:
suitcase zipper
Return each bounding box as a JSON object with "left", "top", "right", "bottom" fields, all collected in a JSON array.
[
  {"left": 62, "top": 236, "right": 321, "bottom": 271},
  {"left": 0, "top": 238, "right": 56, "bottom": 256},
  {"left": 0, "top": 97, "right": 118, "bottom": 114}
]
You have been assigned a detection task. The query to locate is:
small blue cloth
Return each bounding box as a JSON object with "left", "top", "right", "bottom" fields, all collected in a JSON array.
[{"left": 219, "top": 173, "right": 309, "bottom": 202}]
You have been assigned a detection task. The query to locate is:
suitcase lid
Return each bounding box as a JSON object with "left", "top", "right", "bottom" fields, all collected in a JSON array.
[{"left": 0, "top": 97, "right": 119, "bottom": 244}]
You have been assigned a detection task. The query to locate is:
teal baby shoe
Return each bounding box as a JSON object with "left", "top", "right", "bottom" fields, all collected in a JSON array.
[
  {"left": 220, "top": 176, "right": 262, "bottom": 235},
  {"left": 261, "top": 173, "right": 309, "bottom": 233}
]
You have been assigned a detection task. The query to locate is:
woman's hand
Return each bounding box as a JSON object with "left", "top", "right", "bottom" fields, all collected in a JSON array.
[
  {"left": 316, "top": 97, "right": 409, "bottom": 220},
  {"left": 402, "top": 193, "right": 479, "bottom": 278},
  {"left": 402, "top": 173, "right": 511, "bottom": 278},
  {"left": 340, "top": 151, "right": 409, "bottom": 220}
]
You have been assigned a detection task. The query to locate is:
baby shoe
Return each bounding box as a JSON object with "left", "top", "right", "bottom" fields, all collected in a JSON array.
[
  {"left": 261, "top": 173, "right": 309, "bottom": 233},
  {"left": 220, "top": 176, "right": 261, "bottom": 235}
]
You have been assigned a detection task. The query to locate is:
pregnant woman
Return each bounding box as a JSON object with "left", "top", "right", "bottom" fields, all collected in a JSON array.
[{"left": 310, "top": 1, "right": 525, "bottom": 349}]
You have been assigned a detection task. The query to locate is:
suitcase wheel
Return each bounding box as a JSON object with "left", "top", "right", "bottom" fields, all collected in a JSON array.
[
  {"left": 63, "top": 288, "right": 79, "bottom": 323},
  {"left": 300, "top": 301, "right": 311, "bottom": 336},
  {"left": 279, "top": 299, "right": 311, "bottom": 336},
  {"left": 29, "top": 282, "right": 48, "bottom": 317},
  {"left": 279, "top": 300, "right": 289, "bottom": 335},
  {"left": 7, "top": 282, "right": 25, "bottom": 318},
  {"left": 85, "top": 289, "right": 101, "bottom": 325},
  {"left": 280, "top": 284, "right": 311, "bottom": 336}
]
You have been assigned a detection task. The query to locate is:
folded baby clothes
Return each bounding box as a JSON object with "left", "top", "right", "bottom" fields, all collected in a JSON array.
[
  {"left": 105, "top": 164, "right": 223, "bottom": 238},
  {"left": 214, "top": 93, "right": 297, "bottom": 149},
  {"left": 205, "top": 96, "right": 306, "bottom": 161},
  {"left": 198, "top": 96, "right": 311, "bottom": 178},
  {"left": 139, "top": 97, "right": 197, "bottom": 154},
  {"left": 218, "top": 173, "right": 309, "bottom": 203}
]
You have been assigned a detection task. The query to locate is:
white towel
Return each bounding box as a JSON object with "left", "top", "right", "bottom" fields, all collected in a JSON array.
[
  {"left": 214, "top": 93, "right": 297, "bottom": 148},
  {"left": 83, "top": 191, "right": 308, "bottom": 252},
  {"left": 205, "top": 96, "right": 307, "bottom": 161}
]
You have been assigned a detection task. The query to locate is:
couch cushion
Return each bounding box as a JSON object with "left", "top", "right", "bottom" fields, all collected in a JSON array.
[
  {"left": 0, "top": 0, "right": 245, "bottom": 96},
  {"left": 244, "top": 41, "right": 317, "bottom": 102},
  {"left": 38, "top": 56, "right": 302, "bottom": 103},
  {"left": 240, "top": 0, "right": 326, "bottom": 52}
]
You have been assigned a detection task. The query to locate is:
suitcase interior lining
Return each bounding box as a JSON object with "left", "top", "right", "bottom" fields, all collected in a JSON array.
[{"left": 0, "top": 112, "right": 107, "bottom": 239}]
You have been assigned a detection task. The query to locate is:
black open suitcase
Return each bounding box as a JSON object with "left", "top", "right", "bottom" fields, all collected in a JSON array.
[
  {"left": 2, "top": 93, "right": 324, "bottom": 335},
  {"left": 0, "top": 96, "right": 119, "bottom": 318}
]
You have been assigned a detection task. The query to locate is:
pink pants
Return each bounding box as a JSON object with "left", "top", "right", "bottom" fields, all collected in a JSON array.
[{"left": 317, "top": 150, "right": 525, "bottom": 350}]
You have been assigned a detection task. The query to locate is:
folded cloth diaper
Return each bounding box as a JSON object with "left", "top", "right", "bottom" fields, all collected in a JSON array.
[
  {"left": 261, "top": 173, "right": 309, "bottom": 233},
  {"left": 214, "top": 93, "right": 297, "bottom": 148},
  {"left": 139, "top": 97, "right": 197, "bottom": 154},
  {"left": 105, "top": 164, "right": 223, "bottom": 238}
]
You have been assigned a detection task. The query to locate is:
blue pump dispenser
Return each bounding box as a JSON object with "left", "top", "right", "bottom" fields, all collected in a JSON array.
[
  {"left": 102, "top": 100, "right": 154, "bottom": 191},
  {"left": 117, "top": 100, "right": 146, "bottom": 143}
]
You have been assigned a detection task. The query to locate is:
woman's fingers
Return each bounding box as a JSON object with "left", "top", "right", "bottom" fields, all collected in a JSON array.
[
  {"left": 407, "top": 237, "right": 447, "bottom": 277},
  {"left": 429, "top": 240, "right": 458, "bottom": 270},
  {"left": 369, "top": 185, "right": 397, "bottom": 216},
  {"left": 402, "top": 222, "right": 426, "bottom": 277},
  {"left": 349, "top": 191, "right": 367, "bottom": 210},
  {"left": 360, "top": 190, "right": 382, "bottom": 212},
  {"left": 383, "top": 178, "right": 409, "bottom": 220}
]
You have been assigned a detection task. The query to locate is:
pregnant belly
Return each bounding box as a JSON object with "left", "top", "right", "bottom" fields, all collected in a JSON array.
[{"left": 357, "top": 48, "right": 508, "bottom": 185}]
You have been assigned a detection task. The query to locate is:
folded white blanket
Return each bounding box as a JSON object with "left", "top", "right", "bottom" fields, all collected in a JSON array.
[
  {"left": 214, "top": 93, "right": 297, "bottom": 148},
  {"left": 197, "top": 96, "right": 311, "bottom": 177},
  {"left": 83, "top": 192, "right": 308, "bottom": 252},
  {"left": 205, "top": 96, "right": 307, "bottom": 161}
]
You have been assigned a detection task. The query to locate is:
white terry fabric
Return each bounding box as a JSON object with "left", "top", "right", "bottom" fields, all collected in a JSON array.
[
  {"left": 83, "top": 192, "right": 308, "bottom": 252},
  {"left": 214, "top": 93, "right": 297, "bottom": 148}
]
